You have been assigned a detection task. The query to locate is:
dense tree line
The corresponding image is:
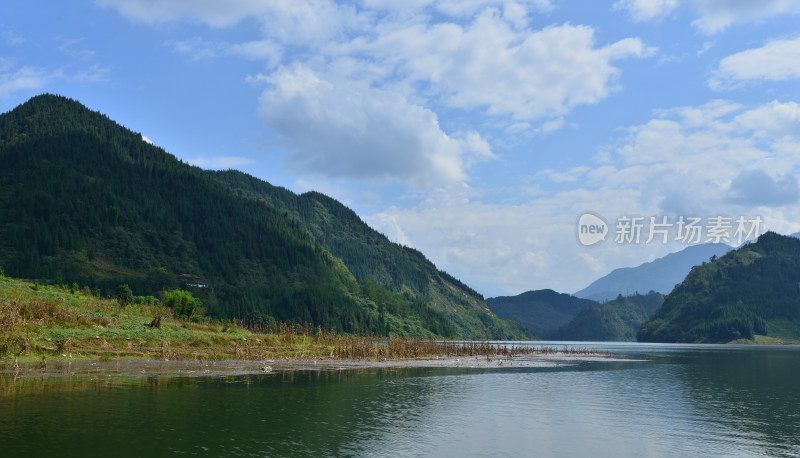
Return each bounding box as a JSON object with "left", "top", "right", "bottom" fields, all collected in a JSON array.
[
  {"left": 638, "top": 232, "right": 800, "bottom": 343},
  {"left": 214, "top": 170, "right": 476, "bottom": 297}
]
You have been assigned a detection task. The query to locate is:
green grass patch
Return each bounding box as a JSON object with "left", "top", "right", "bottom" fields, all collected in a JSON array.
[{"left": 1, "top": 275, "right": 597, "bottom": 363}]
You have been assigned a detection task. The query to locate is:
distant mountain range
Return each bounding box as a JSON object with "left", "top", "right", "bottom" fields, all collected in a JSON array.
[
  {"left": 487, "top": 289, "right": 664, "bottom": 341},
  {"left": 486, "top": 289, "right": 597, "bottom": 337},
  {"left": 489, "top": 232, "right": 800, "bottom": 343},
  {"left": 547, "top": 292, "right": 664, "bottom": 341},
  {"left": 574, "top": 243, "right": 733, "bottom": 302},
  {"left": 0, "top": 94, "right": 530, "bottom": 339},
  {"left": 638, "top": 232, "right": 800, "bottom": 343}
]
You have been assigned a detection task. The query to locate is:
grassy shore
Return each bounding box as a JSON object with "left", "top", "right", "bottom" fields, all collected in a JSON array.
[
  {"left": 0, "top": 275, "right": 609, "bottom": 366},
  {"left": 728, "top": 334, "right": 800, "bottom": 345}
]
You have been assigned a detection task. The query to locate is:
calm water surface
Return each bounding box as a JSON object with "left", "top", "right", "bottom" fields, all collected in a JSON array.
[{"left": 2, "top": 343, "right": 800, "bottom": 457}]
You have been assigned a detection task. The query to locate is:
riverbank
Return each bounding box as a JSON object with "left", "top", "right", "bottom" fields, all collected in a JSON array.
[
  {"left": 1, "top": 352, "right": 638, "bottom": 382},
  {"left": 1, "top": 276, "right": 619, "bottom": 372}
]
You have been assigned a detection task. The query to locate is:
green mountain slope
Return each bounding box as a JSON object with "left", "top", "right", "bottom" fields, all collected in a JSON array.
[
  {"left": 547, "top": 292, "right": 664, "bottom": 341},
  {"left": 638, "top": 232, "right": 800, "bottom": 343},
  {"left": 211, "top": 170, "right": 529, "bottom": 339},
  {"left": 486, "top": 289, "right": 598, "bottom": 337},
  {"left": 0, "top": 94, "right": 529, "bottom": 339}
]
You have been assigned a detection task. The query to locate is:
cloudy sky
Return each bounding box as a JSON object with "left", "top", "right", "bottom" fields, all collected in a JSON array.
[{"left": 3, "top": 1, "right": 800, "bottom": 297}]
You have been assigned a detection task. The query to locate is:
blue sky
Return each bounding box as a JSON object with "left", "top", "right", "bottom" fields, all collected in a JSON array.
[{"left": 3, "top": 1, "right": 800, "bottom": 297}]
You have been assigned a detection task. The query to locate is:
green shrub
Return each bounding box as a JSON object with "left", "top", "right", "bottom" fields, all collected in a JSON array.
[
  {"left": 115, "top": 284, "right": 133, "bottom": 307},
  {"left": 164, "top": 289, "right": 201, "bottom": 319},
  {"left": 133, "top": 295, "right": 161, "bottom": 306}
]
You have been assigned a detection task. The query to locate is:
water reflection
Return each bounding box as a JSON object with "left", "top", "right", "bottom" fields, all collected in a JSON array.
[
  {"left": 670, "top": 348, "right": 800, "bottom": 457},
  {"left": 1, "top": 346, "right": 799, "bottom": 457}
]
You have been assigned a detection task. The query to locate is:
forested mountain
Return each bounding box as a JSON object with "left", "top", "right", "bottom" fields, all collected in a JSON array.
[
  {"left": 486, "top": 289, "right": 598, "bottom": 336},
  {"left": 574, "top": 243, "right": 731, "bottom": 302},
  {"left": 210, "top": 170, "right": 511, "bottom": 337},
  {"left": 0, "top": 94, "right": 530, "bottom": 339},
  {"left": 638, "top": 232, "right": 800, "bottom": 343},
  {"left": 547, "top": 292, "right": 664, "bottom": 341}
]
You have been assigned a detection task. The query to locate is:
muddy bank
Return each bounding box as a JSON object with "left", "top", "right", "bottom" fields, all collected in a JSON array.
[{"left": 1, "top": 353, "right": 643, "bottom": 379}]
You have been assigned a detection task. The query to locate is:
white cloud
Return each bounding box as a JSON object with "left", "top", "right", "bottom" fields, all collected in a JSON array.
[
  {"left": 358, "top": 189, "right": 383, "bottom": 206},
  {"left": 505, "top": 122, "right": 531, "bottom": 134},
  {"left": 579, "top": 252, "right": 607, "bottom": 274},
  {"left": 170, "top": 37, "right": 282, "bottom": 66},
  {"left": 697, "top": 41, "right": 714, "bottom": 56},
  {"left": 612, "top": 0, "right": 800, "bottom": 33},
  {"left": 258, "top": 65, "right": 493, "bottom": 187},
  {"left": 58, "top": 38, "right": 97, "bottom": 61},
  {"left": 2, "top": 30, "right": 24, "bottom": 46},
  {"left": 169, "top": 37, "right": 224, "bottom": 60},
  {"left": 361, "top": 0, "right": 554, "bottom": 17},
  {"left": 0, "top": 58, "right": 108, "bottom": 98},
  {"left": 70, "top": 64, "right": 111, "bottom": 83},
  {"left": 727, "top": 169, "right": 798, "bottom": 207},
  {"left": 258, "top": 0, "right": 370, "bottom": 45},
  {"left": 436, "top": 0, "right": 554, "bottom": 19},
  {"left": 690, "top": 0, "right": 800, "bottom": 34},
  {"left": 733, "top": 100, "right": 800, "bottom": 138},
  {"left": 97, "top": 0, "right": 555, "bottom": 31},
  {"left": 104, "top": 1, "right": 652, "bottom": 187},
  {"left": 361, "top": 0, "right": 434, "bottom": 10},
  {"left": 613, "top": 0, "right": 679, "bottom": 22},
  {"left": 538, "top": 117, "right": 565, "bottom": 134},
  {"left": 365, "top": 182, "right": 666, "bottom": 295},
  {"left": 710, "top": 37, "right": 800, "bottom": 90},
  {"left": 369, "top": 212, "right": 415, "bottom": 247},
  {"left": 618, "top": 100, "right": 748, "bottom": 168},
  {"left": 95, "top": 0, "right": 274, "bottom": 27},
  {"left": 107, "top": 2, "right": 651, "bottom": 122},
  {"left": 0, "top": 66, "right": 55, "bottom": 98},
  {"left": 611, "top": 100, "right": 800, "bottom": 217},
  {"left": 365, "top": 17, "right": 651, "bottom": 120},
  {"left": 367, "top": 99, "right": 800, "bottom": 295},
  {"left": 98, "top": 0, "right": 370, "bottom": 43},
  {"left": 228, "top": 40, "right": 282, "bottom": 62},
  {"left": 544, "top": 166, "right": 590, "bottom": 183}
]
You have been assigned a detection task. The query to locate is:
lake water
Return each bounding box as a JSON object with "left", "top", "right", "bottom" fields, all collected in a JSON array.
[{"left": 2, "top": 342, "right": 800, "bottom": 457}]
